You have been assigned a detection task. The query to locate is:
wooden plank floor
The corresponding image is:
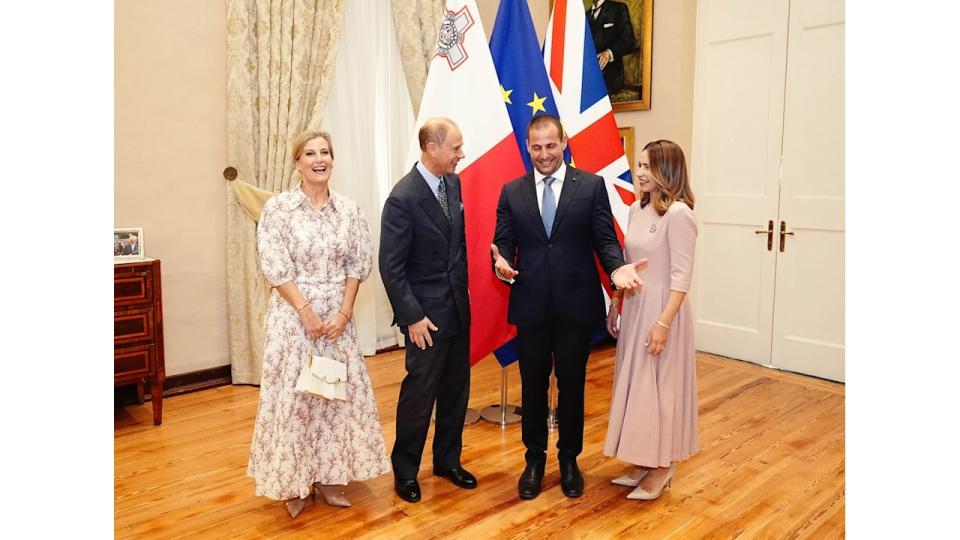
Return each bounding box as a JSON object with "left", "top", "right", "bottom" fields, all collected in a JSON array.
[{"left": 115, "top": 345, "right": 845, "bottom": 539}]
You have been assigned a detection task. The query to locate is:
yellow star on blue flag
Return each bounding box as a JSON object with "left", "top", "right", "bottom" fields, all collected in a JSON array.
[
  {"left": 526, "top": 92, "right": 547, "bottom": 115},
  {"left": 501, "top": 85, "right": 513, "bottom": 104}
]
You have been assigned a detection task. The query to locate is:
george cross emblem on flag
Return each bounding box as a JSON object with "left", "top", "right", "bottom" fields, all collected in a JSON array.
[{"left": 435, "top": 6, "right": 474, "bottom": 71}]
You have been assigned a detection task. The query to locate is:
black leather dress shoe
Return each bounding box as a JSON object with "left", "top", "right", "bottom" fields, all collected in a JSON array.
[
  {"left": 394, "top": 478, "right": 421, "bottom": 503},
  {"left": 559, "top": 460, "right": 584, "bottom": 498},
  {"left": 518, "top": 463, "right": 545, "bottom": 500},
  {"left": 433, "top": 467, "right": 478, "bottom": 489}
]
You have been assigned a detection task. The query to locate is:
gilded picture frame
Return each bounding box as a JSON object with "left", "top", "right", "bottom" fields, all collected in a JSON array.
[{"left": 618, "top": 126, "right": 635, "bottom": 173}]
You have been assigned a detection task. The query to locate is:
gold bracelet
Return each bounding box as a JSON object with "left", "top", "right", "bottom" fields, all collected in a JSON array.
[
  {"left": 296, "top": 302, "right": 311, "bottom": 314},
  {"left": 337, "top": 310, "right": 350, "bottom": 320},
  {"left": 655, "top": 319, "right": 671, "bottom": 330}
]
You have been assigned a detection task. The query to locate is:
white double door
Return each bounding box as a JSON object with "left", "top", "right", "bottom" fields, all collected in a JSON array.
[{"left": 691, "top": 0, "right": 844, "bottom": 381}]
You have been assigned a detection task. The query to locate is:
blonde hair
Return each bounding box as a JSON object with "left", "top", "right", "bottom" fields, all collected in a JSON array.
[
  {"left": 290, "top": 130, "right": 334, "bottom": 162},
  {"left": 639, "top": 140, "right": 695, "bottom": 216}
]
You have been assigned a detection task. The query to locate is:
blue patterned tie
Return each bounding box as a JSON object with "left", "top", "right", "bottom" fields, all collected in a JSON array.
[
  {"left": 541, "top": 176, "right": 556, "bottom": 237},
  {"left": 437, "top": 177, "right": 451, "bottom": 222}
]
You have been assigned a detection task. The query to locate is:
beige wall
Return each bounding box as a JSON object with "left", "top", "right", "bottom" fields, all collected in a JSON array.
[
  {"left": 478, "top": 0, "right": 551, "bottom": 40},
  {"left": 615, "top": 0, "right": 697, "bottom": 159},
  {"left": 115, "top": 1, "right": 228, "bottom": 376},
  {"left": 114, "top": 0, "right": 694, "bottom": 377}
]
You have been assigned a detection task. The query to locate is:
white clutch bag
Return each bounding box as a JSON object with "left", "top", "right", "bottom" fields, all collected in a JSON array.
[{"left": 295, "top": 339, "right": 347, "bottom": 400}]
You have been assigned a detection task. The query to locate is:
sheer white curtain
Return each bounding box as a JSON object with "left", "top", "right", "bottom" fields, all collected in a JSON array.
[{"left": 321, "top": 0, "right": 416, "bottom": 355}]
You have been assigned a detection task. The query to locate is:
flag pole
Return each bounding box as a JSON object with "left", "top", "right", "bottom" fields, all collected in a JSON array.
[
  {"left": 480, "top": 365, "right": 521, "bottom": 426},
  {"left": 547, "top": 363, "right": 558, "bottom": 430}
]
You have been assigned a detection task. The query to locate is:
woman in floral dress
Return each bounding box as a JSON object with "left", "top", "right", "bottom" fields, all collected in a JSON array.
[{"left": 247, "top": 131, "right": 390, "bottom": 518}]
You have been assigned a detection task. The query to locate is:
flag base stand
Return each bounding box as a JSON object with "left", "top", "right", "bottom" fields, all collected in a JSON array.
[
  {"left": 481, "top": 366, "right": 522, "bottom": 426},
  {"left": 480, "top": 404, "right": 521, "bottom": 425}
]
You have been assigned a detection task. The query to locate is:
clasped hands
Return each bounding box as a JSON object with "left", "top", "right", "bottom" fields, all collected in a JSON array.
[
  {"left": 490, "top": 244, "right": 647, "bottom": 290},
  {"left": 300, "top": 307, "right": 350, "bottom": 342}
]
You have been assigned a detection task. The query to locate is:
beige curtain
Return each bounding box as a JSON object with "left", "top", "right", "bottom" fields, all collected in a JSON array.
[
  {"left": 226, "top": 0, "right": 347, "bottom": 385},
  {"left": 390, "top": 0, "right": 445, "bottom": 112}
]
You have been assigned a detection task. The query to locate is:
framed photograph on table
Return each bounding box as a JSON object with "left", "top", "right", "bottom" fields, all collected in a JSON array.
[
  {"left": 550, "top": 0, "right": 654, "bottom": 111},
  {"left": 115, "top": 228, "right": 144, "bottom": 260}
]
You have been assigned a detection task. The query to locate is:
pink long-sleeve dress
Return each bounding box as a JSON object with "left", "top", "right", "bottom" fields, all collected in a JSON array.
[{"left": 604, "top": 200, "right": 700, "bottom": 468}]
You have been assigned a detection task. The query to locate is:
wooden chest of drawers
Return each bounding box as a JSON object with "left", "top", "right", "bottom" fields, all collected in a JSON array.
[{"left": 115, "top": 259, "right": 165, "bottom": 425}]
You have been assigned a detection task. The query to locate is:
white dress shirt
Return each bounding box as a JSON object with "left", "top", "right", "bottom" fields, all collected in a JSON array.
[
  {"left": 592, "top": 0, "right": 606, "bottom": 18},
  {"left": 534, "top": 162, "right": 567, "bottom": 214}
]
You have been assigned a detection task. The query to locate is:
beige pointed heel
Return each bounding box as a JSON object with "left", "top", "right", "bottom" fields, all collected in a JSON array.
[
  {"left": 611, "top": 467, "right": 649, "bottom": 487},
  {"left": 315, "top": 483, "right": 352, "bottom": 508},
  {"left": 626, "top": 465, "right": 675, "bottom": 500},
  {"left": 285, "top": 496, "right": 311, "bottom": 518}
]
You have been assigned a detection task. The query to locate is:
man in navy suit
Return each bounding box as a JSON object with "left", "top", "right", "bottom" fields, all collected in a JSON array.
[
  {"left": 589, "top": 0, "right": 636, "bottom": 94},
  {"left": 491, "top": 115, "right": 646, "bottom": 499},
  {"left": 380, "top": 117, "right": 477, "bottom": 503}
]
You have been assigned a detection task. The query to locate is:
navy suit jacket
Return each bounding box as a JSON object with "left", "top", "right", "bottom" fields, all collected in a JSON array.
[
  {"left": 492, "top": 167, "right": 625, "bottom": 327},
  {"left": 379, "top": 164, "right": 470, "bottom": 339}
]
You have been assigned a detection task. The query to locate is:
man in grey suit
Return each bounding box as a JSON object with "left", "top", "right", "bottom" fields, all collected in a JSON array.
[{"left": 379, "top": 117, "right": 477, "bottom": 503}]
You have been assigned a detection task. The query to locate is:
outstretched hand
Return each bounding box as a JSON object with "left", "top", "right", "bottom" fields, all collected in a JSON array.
[
  {"left": 611, "top": 258, "right": 648, "bottom": 291},
  {"left": 490, "top": 244, "right": 518, "bottom": 280}
]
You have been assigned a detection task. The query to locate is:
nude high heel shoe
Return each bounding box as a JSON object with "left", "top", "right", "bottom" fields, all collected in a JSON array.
[
  {"left": 315, "top": 483, "right": 352, "bottom": 508},
  {"left": 626, "top": 464, "right": 675, "bottom": 500},
  {"left": 284, "top": 496, "right": 311, "bottom": 518},
  {"left": 612, "top": 468, "right": 649, "bottom": 487}
]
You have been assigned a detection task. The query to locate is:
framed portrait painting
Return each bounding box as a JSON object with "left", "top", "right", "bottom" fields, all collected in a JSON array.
[
  {"left": 115, "top": 228, "right": 144, "bottom": 261},
  {"left": 550, "top": 0, "right": 654, "bottom": 111}
]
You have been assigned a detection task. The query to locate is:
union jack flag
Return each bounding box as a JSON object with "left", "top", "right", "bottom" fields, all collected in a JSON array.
[{"left": 544, "top": 0, "right": 636, "bottom": 243}]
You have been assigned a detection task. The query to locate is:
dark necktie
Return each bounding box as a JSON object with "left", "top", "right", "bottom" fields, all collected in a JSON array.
[
  {"left": 437, "top": 177, "right": 451, "bottom": 222},
  {"left": 541, "top": 176, "right": 557, "bottom": 237}
]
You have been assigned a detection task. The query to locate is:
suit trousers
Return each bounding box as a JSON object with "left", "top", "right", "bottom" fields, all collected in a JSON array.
[
  {"left": 517, "top": 308, "right": 594, "bottom": 466},
  {"left": 391, "top": 331, "right": 470, "bottom": 479}
]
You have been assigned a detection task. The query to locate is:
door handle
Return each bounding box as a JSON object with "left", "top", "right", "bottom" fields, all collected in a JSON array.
[
  {"left": 754, "top": 220, "right": 773, "bottom": 251},
  {"left": 779, "top": 220, "right": 795, "bottom": 252}
]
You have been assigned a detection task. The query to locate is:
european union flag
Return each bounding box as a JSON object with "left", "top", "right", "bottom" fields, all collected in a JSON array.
[{"left": 490, "top": 0, "right": 568, "bottom": 172}]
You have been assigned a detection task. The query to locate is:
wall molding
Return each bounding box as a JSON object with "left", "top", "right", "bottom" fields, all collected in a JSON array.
[
  {"left": 116, "top": 365, "right": 232, "bottom": 406},
  {"left": 161, "top": 365, "right": 232, "bottom": 398}
]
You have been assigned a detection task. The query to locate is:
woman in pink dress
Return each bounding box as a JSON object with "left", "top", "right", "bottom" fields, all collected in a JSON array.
[
  {"left": 247, "top": 131, "right": 391, "bottom": 517},
  {"left": 604, "top": 140, "right": 699, "bottom": 500}
]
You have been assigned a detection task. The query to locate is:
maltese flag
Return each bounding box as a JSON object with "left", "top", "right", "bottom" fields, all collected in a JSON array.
[{"left": 407, "top": 0, "right": 526, "bottom": 366}]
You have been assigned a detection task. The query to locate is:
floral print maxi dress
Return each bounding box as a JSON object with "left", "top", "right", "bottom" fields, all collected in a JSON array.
[{"left": 247, "top": 185, "right": 391, "bottom": 501}]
